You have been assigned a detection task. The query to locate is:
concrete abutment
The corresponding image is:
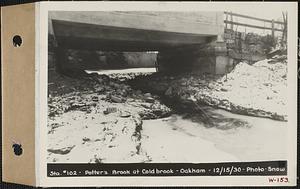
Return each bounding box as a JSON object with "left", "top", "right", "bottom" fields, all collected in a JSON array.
[{"left": 157, "top": 41, "right": 231, "bottom": 75}]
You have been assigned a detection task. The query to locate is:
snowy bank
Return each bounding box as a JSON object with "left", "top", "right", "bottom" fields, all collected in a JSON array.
[{"left": 131, "top": 55, "right": 287, "bottom": 121}]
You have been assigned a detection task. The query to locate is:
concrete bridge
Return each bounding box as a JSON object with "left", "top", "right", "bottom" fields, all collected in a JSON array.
[{"left": 50, "top": 11, "right": 229, "bottom": 75}]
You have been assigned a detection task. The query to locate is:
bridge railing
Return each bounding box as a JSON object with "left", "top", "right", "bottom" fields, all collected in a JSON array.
[{"left": 224, "top": 11, "right": 287, "bottom": 39}]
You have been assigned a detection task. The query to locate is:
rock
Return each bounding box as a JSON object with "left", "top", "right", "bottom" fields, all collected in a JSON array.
[
  {"left": 136, "top": 90, "right": 142, "bottom": 95},
  {"left": 120, "top": 89, "right": 128, "bottom": 97},
  {"left": 152, "top": 109, "right": 165, "bottom": 117},
  {"left": 89, "top": 155, "right": 104, "bottom": 163},
  {"left": 180, "top": 82, "right": 187, "bottom": 86},
  {"left": 116, "top": 89, "right": 123, "bottom": 95},
  {"left": 111, "top": 82, "right": 120, "bottom": 89},
  {"left": 141, "top": 103, "right": 151, "bottom": 109},
  {"left": 110, "top": 95, "right": 123, "bottom": 103},
  {"left": 220, "top": 88, "right": 228, "bottom": 92},
  {"left": 91, "top": 96, "right": 99, "bottom": 102},
  {"left": 144, "top": 93, "right": 152, "bottom": 98},
  {"left": 267, "top": 49, "right": 285, "bottom": 59},
  {"left": 72, "top": 103, "right": 86, "bottom": 107},
  {"left": 103, "top": 107, "right": 117, "bottom": 115},
  {"left": 48, "top": 145, "right": 75, "bottom": 155},
  {"left": 96, "top": 87, "right": 105, "bottom": 93},
  {"left": 207, "top": 84, "right": 213, "bottom": 89},
  {"left": 119, "top": 111, "right": 131, "bottom": 118},
  {"left": 145, "top": 97, "right": 155, "bottom": 103},
  {"left": 263, "top": 83, "right": 272, "bottom": 87},
  {"left": 82, "top": 137, "right": 91, "bottom": 143}
]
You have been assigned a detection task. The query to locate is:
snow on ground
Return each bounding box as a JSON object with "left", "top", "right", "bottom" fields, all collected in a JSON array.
[
  {"left": 48, "top": 56, "right": 288, "bottom": 163},
  {"left": 47, "top": 73, "right": 171, "bottom": 163},
  {"left": 141, "top": 115, "right": 239, "bottom": 163},
  {"left": 212, "top": 58, "right": 287, "bottom": 119},
  {"left": 142, "top": 108, "right": 287, "bottom": 163},
  {"left": 132, "top": 55, "right": 288, "bottom": 121},
  {"left": 48, "top": 108, "right": 147, "bottom": 163}
]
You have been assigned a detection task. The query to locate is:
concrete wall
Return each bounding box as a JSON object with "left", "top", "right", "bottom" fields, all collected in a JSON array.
[{"left": 157, "top": 41, "right": 230, "bottom": 75}]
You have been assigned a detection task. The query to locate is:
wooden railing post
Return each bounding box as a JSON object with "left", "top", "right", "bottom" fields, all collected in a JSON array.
[
  {"left": 271, "top": 19, "right": 275, "bottom": 39},
  {"left": 225, "top": 12, "right": 228, "bottom": 29},
  {"left": 230, "top": 11, "right": 233, "bottom": 30}
]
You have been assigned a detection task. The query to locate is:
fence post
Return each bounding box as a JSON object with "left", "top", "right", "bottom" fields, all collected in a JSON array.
[
  {"left": 271, "top": 19, "right": 275, "bottom": 39},
  {"left": 225, "top": 12, "right": 228, "bottom": 29},
  {"left": 230, "top": 11, "right": 233, "bottom": 30},
  {"left": 281, "top": 11, "right": 287, "bottom": 48}
]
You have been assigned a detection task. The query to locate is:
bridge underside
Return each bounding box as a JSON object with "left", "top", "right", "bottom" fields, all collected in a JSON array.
[
  {"left": 52, "top": 20, "right": 213, "bottom": 51},
  {"left": 50, "top": 11, "right": 228, "bottom": 75}
]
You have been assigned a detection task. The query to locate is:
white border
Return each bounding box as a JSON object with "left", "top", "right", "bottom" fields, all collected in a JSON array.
[{"left": 37, "top": 1, "right": 298, "bottom": 187}]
